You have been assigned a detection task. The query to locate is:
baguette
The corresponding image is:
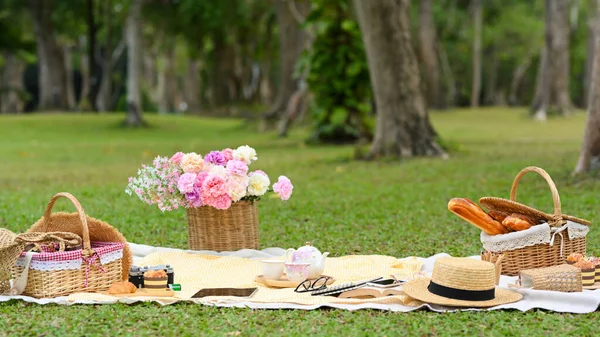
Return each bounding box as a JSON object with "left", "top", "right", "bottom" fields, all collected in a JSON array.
[
  {"left": 502, "top": 213, "right": 535, "bottom": 231},
  {"left": 448, "top": 198, "right": 510, "bottom": 235}
]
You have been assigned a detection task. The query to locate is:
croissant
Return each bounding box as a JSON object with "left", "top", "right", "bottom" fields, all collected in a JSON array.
[
  {"left": 108, "top": 281, "right": 137, "bottom": 295},
  {"left": 502, "top": 214, "right": 535, "bottom": 231},
  {"left": 448, "top": 198, "right": 510, "bottom": 235}
]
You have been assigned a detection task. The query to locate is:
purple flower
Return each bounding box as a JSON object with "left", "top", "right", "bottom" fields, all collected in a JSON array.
[
  {"left": 204, "top": 151, "right": 226, "bottom": 166},
  {"left": 185, "top": 188, "right": 203, "bottom": 208}
]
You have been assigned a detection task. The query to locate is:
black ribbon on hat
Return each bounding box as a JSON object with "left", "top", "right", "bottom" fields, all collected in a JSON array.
[{"left": 427, "top": 281, "right": 495, "bottom": 301}]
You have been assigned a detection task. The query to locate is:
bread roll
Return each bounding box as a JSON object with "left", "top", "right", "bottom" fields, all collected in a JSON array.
[
  {"left": 108, "top": 281, "right": 137, "bottom": 295},
  {"left": 144, "top": 269, "right": 167, "bottom": 278},
  {"left": 502, "top": 213, "right": 535, "bottom": 231},
  {"left": 448, "top": 198, "right": 510, "bottom": 235},
  {"left": 488, "top": 210, "right": 510, "bottom": 223}
]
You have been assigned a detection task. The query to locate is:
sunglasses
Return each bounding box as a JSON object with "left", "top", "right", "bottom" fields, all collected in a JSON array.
[{"left": 294, "top": 276, "right": 332, "bottom": 293}]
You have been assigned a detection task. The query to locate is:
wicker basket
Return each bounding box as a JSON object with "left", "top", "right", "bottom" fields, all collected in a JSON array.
[
  {"left": 11, "top": 193, "right": 125, "bottom": 298},
  {"left": 187, "top": 200, "right": 259, "bottom": 251},
  {"left": 479, "top": 166, "right": 591, "bottom": 276}
]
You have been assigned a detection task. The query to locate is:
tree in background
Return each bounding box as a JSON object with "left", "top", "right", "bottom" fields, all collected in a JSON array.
[
  {"left": 262, "top": 0, "right": 309, "bottom": 129},
  {"left": 124, "top": 0, "right": 144, "bottom": 126},
  {"left": 532, "top": 0, "right": 573, "bottom": 120},
  {"left": 418, "top": 0, "right": 444, "bottom": 109},
  {"left": 471, "top": 0, "right": 482, "bottom": 108},
  {"left": 353, "top": 0, "right": 446, "bottom": 158},
  {"left": 0, "top": 0, "right": 34, "bottom": 113},
  {"left": 29, "top": 0, "right": 70, "bottom": 111},
  {"left": 575, "top": 0, "right": 600, "bottom": 174},
  {"left": 299, "top": 0, "right": 371, "bottom": 144}
]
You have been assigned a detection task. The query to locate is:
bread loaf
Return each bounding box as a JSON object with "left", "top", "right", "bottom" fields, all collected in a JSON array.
[
  {"left": 448, "top": 198, "right": 510, "bottom": 235},
  {"left": 108, "top": 281, "right": 137, "bottom": 295},
  {"left": 488, "top": 210, "right": 510, "bottom": 223},
  {"left": 502, "top": 213, "right": 535, "bottom": 231}
]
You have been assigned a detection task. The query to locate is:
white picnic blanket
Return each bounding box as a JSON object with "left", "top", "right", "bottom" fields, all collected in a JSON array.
[{"left": 1, "top": 243, "right": 599, "bottom": 313}]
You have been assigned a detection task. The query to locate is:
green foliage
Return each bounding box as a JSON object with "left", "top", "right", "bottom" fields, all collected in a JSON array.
[
  {"left": 0, "top": 109, "right": 599, "bottom": 334},
  {"left": 301, "top": 0, "right": 372, "bottom": 144}
]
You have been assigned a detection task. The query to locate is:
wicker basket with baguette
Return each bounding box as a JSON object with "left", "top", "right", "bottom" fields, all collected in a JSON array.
[{"left": 448, "top": 166, "right": 591, "bottom": 276}]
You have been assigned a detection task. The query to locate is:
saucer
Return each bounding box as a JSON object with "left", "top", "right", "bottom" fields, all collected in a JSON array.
[{"left": 255, "top": 274, "right": 335, "bottom": 288}]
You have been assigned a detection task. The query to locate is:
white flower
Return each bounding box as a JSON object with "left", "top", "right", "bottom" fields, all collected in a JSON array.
[
  {"left": 180, "top": 152, "right": 204, "bottom": 173},
  {"left": 247, "top": 173, "right": 270, "bottom": 196},
  {"left": 233, "top": 145, "right": 257, "bottom": 165},
  {"left": 209, "top": 164, "right": 227, "bottom": 178},
  {"left": 227, "top": 176, "right": 249, "bottom": 202}
]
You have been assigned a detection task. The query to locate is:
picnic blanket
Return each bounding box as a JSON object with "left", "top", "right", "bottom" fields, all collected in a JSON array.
[{"left": 2, "top": 243, "right": 600, "bottom": 313}]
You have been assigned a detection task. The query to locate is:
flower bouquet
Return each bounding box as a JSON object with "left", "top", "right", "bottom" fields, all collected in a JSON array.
[{"left": 126, "top": 145, "right": 293, "bottom": 251}]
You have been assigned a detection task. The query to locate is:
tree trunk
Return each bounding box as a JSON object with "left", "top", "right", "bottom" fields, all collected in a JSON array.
[
  {"left": 353, "top": 0, "right": 446, "bottom": 159},
  {"left": 584, "top": 12, "right": 596, "bottom": 108},
  {"left": 484, "top": 50, "right": 497, "bottom": 105},
  {"left": 87, "top": 0, "right": 98, "bottom": 111},
  {"left": 156, "top": 40, "right": 177, "bottom": 114},
  {"left": 263, "top": 0, "right": 305, "bottom": 121},
  {"left": 124, "top": 0, "right": 144, "bottom": 126},
  {"left": 30, "top": 0, "right": 69, "bottom": 111},
  {"left": 533, "top": 1, "right": 553, "bottom": 121},
  {"left": 418, "top": 0, "right": 443, "bottom": 109},
  {"left": 575, "top": 0, "right": 600, "bottom": 174},
  {"left": 508, "top": 50, "right": 534, "bottom": 106},
  {"left": 63, "top": 45, "right": 76, "bottom": 110},
  {"left": 471, "top": 0, "right": 482, "bottom": 108},
  {"left": 212, "top": 35, "right": 234, "bottom": 107},
  {"left": 1, "top": 53, "right": 25, "bottom": 113},
  {"left": 438, "top": 43, "right": 457, "bottom": 107},
  {"left": 259, "top": 13, "right": 276, "bottom": 106},
  {"left": 550, "top": 0, "right": 573, "bottom": 115},
  {"left": 78, "top": 37, "right": 90, "bottom": 110},
  {"left": 181, "top": 59, "right": 202, "bottom": 114},
  {"left": 96, "top": 0, "right": 113, "bottom": 112}
]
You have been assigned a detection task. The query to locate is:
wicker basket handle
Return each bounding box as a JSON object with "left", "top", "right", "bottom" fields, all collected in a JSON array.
[
  {"left": 509, "top": 166, "right": 563, "bottom": 225},
  {"left": 40, "top": 192, "right": 93, "bottom": 255}
]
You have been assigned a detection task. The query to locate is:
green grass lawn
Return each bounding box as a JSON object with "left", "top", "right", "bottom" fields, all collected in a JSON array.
[{"left": 0, "top": 108, "right": 599, "bottom": 336}]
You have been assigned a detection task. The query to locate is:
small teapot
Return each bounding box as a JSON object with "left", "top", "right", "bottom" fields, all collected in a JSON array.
[{"left": 286, "top": 242, "right": 329, "bottom": 279}]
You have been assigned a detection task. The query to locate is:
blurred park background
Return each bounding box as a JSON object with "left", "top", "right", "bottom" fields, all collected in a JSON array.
[
  {"left": 2, "top": 0, "right": 600, "bottom": 335},
  {"left": 0, "top": 0, "right": 598, "bottom": 169}
]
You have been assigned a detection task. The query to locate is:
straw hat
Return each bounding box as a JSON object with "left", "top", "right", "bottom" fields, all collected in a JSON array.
[{"left": 403, "top": 257, "right": 523, "bottom": 307}]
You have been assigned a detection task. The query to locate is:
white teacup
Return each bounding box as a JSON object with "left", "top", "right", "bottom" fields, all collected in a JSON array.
[
  {"left": 261, "top": 260, "right": 285, "bottom": 280},
  {"left": 284, "top": 262, "right": 311, "bottom": 283}
]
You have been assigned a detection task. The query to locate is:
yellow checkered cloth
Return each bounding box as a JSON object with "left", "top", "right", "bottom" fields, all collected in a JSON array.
[{"left": 68, "top": 252, "right": 423, "bottom": 307}]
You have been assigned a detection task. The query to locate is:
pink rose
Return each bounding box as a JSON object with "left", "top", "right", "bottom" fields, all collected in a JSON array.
[
  {"left": 170, "top": 152, "right": 185, "bottom": 165},
  {"left": 273, "top": 176, "right": 293, "bottom": 201},
  {"left": 177, "top": 172, "right": 197, "bottom": 194},
  {"left": 226, "top": 160, "right": 249, "bottom": 176},
  {"left": 221, "top": 148, "right": 234, "bottom": 162}
]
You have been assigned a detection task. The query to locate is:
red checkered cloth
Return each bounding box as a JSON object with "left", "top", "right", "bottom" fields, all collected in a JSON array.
[{"left": 20, "top": 242, "right": 124, "bottom": 262}]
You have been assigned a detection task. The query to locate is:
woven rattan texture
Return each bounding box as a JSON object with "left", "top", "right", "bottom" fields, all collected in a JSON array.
[
  {"left": 520, "top": 264, "right": 582, "bottom": 292},
  {"left": 187, "top": 201, "right": 259, "bottom": 251},
  {"left": 17, "top": 193, "right": 126, "bottom": 298},
  {"left": 480, "top": 167, "right": 590, "bottom": 276}
]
